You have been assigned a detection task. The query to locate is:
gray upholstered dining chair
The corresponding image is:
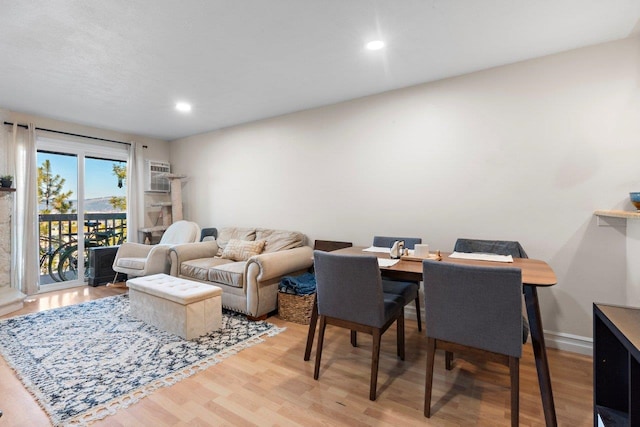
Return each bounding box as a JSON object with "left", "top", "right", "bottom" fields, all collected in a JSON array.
[
  {"left": 313, "top": 250, "right": 405, "bottom": 401},
  {"left": 303, "top": 239, "right": 355, "bottom": 361},
  {"left": 453, "top": 238, "right": 528, "bottom": 258},
  {"left": 449, "top": 238, "right": 530, "bottom": 369},
  {"left": 422, "top": 260, "right": 523, "bottom": 426},
  {"left": 200, "top": 227, "right": 218, "bottom": 242},
  {"left": 373, "top": 235, "right": 423, "bottom": 250},
  {"left": 373, "top": 235, "right": 423, "bottom": 331}
]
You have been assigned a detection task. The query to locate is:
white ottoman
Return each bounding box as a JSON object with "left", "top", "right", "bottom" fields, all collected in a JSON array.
[{"left": 127, "top": 273, "right": 223, "bottom": 340}]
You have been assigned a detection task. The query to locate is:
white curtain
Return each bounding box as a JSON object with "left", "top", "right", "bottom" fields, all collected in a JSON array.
[
  {"left": 126, "top": 142, "right": 145, "bottom": 243},
  {"left": 10, "top": 123, "right": 39, "bottom": 295}
]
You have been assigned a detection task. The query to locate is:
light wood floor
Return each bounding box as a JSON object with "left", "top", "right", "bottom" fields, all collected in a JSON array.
[{"left": 0, "top": 286, "right": 593, "bottom": 426}]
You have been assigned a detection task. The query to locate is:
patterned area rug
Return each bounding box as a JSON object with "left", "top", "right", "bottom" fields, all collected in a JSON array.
[{"left": 0, "top": 294, "right": 283, "bottom": 426}]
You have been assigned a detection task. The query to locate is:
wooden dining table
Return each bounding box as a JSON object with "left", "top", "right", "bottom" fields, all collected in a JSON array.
[{"left": 304, "top": 246, "right": 558, "bottom": 427}]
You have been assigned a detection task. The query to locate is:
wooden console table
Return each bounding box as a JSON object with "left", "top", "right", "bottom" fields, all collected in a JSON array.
[{"left": 593, "top": 303, "right": 640, "bottom": 426}]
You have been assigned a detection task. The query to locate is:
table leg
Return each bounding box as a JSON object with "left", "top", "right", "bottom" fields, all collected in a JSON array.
[
  {"left": 524, "top": 285, "right": 557, "bottom": 427},
  {"left": 303, "top": 295, "right": 318, "bottom": 361}
]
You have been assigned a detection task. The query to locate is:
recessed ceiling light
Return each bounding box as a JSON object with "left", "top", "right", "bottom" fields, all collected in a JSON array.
[
  {"left": 366, "top": 40, "right": 385, "bottom": 51},
  {"left": 175, "top": 102, "right": 192, "bottom": 113}
]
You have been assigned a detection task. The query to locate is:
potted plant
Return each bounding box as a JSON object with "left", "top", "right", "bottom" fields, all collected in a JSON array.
[{"left": 1, "top": 175, "right": 13, "bottom": 188}]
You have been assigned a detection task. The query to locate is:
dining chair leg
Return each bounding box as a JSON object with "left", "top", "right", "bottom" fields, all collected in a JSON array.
[
  {"left": 351, "top": 330, "right": 358, "bottom": 347},
  {"left": 303, "top": 297, "right": 318, "bottom": 361},
  {"left": 424, "top": 337, "right": 436, "bottom": 417},
  {"left": 370, "top": 328, "right": 382, "bottom": 401},
  {"left": 397, "top": 309, "right": 405, "bottom": 360},
  {"left": 314, "top": 316, "right": 327, "bottom": 380},
  {"left": 445, "top": 351, "right": 453, "bottom": 370},
  {"left": 414, "top": 296, "right": 422, "bottom": 331},
  {"left": 510, "top": 356, "right": 520, "bottom": 427}
]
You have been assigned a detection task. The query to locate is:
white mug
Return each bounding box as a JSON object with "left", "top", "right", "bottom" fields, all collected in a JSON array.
[{"left": 414, "top": 244, "right": 430, "bottom": 257}]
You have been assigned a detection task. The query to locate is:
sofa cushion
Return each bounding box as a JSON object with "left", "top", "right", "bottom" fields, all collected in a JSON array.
[
  {"left": 209, "top": 261, "right": 246, "bottom": 288},
  {"left": 256, "top": 228, "right": 305, "bottom": 253},
  {"left": 221, "top": 238, "right": 266, "bottom": 261},
  {"left": 216, "top": 227, "right": 256, "bottom": 256},
  {"left": 115, "top": 257, "right": 147, "bottom": 271},
  {"left": 181, "top": 257, "right": 235, "bottom": 282}
]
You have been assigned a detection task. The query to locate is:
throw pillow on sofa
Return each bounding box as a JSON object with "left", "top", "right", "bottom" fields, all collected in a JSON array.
[
  {"left": 221, "top": 239, "right": 266, "bottom": 261},
  {"left": 215, "top": 227, "right": 257, "bottom": 256}
]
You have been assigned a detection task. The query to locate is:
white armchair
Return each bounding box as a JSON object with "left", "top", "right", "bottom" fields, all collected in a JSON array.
[{"left": 112, "top": 220, "right": 200, "bottom": 280}]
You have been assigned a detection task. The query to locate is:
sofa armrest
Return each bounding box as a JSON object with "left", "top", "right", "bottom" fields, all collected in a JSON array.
[
  {"left": 244, "top": 246, "right": 313, "bottom": 317},
  {"left": 169, "top": 240, "right": 219, "bottom": 276},
  {"left": 143, "top": 244, "right": 173, "bottom": 276},
  {"left": 246, "top": 246, "right": 313, "bottom": 283}
]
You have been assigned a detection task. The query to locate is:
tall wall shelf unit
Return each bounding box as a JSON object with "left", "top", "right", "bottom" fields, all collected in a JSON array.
[{"left": 139, "top": 174, "right": 186, "bottom": 243}]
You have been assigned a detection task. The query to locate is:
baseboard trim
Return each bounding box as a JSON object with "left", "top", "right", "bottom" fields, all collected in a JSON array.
[
  {"left": 0, "top": 287, "right": 26, "bottom": 316},
  {"left": 543, "top": 330, "right": 593, "bottom": 356},
  {"left": 405, "top": 306, "right": 419, "bottom": 321},
  {"left": 0, "top": 301, "right": 24, "bottom": 317},
  {"left": 407, "top": 306, "right": 594, "bottom": 356}
]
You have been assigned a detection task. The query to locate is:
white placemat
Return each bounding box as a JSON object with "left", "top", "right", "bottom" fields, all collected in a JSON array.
[
  {"left": 377, "top": 258, "right": 400, "bottom": 267},
  {"left": 363, "top": 246, "right": 391, "bottom": 253},
  {"left": 449, "top": 251, "right": 513, "bottom": 263}
]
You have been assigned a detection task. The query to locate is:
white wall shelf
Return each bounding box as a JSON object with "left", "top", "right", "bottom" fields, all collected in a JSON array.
[
  {"left": 594, "top": 210, "right": 640, "bottom": 227},
  {"left": 594, "top": 210, "right": 640, "bottom": 219}
]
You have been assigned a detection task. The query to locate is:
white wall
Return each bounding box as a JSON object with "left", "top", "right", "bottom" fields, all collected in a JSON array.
[{"left": 170, "top": 36, "right": 640, "bottom": 349}]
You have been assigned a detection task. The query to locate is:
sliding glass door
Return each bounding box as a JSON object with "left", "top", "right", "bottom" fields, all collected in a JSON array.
[
  {"left": 37, "top": 150, "right": 79, "bottom": 286},
  {"left": 37, "top": 136, "right": 128, "bottom": 290}
]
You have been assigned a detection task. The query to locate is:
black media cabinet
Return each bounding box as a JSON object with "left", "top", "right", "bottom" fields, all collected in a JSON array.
[
  {"left": 88, "top": 246, "right": 121, "bottom": 286},
  {"left": 593, "top": 303, "right": 640, "bottom": 426}
]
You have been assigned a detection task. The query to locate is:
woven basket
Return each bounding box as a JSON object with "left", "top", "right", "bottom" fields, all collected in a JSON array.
[{"left": 278, "top": 292, "right": 315, "bottom": 325}]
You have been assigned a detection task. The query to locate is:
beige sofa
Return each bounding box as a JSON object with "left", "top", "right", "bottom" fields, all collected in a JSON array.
[{"left": 169, "top": 227, "right": 313, "bottom": 319}]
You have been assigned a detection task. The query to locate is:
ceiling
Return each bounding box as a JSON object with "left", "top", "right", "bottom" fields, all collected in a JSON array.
[{"left": 1, "top": 1, "right": 639, "bottom": 141}]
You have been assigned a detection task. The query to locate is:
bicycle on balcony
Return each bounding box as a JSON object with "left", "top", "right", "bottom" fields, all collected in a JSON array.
[
  {"left": 40, "top": 221, "right": 126, "bottom": 282},
  {"left": 39, "top": 237, "right": 64, "bottom": 282}
]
